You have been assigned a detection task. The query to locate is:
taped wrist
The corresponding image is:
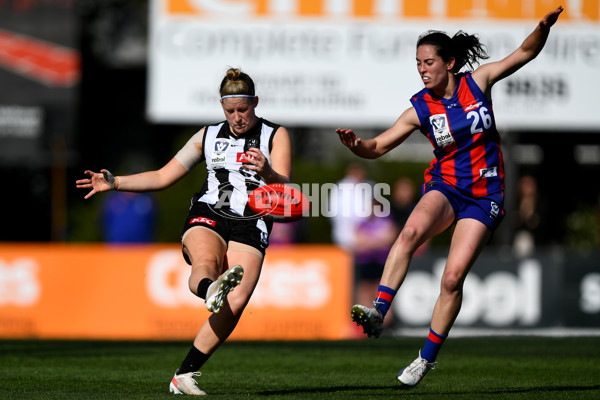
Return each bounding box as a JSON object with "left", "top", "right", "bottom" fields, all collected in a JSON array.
[{"left": 103, "top": 170, "right": 117, "bottom": 190}]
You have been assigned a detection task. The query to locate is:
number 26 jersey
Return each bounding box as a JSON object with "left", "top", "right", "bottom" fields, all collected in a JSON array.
[{"left": 410, "top": 73, "right": 505, "bottom": 198}]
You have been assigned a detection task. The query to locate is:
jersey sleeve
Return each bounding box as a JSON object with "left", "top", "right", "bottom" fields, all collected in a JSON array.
[
  {"left": 409, "top": 93, "right": 431, "bottom": 133},
  {"left": 174, "top": 128, "right": 205, "bottom": 171}
]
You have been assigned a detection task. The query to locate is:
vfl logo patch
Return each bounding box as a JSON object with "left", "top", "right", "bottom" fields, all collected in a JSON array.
[
  {"left": 490, "top": 202, "right": 499, "bottom": 218},
  {"left": 190, "top": 217, "right": 216, "bottom": 227},
  {"left": 480, "top": 166, "right": 498, "bottom": 178},
  {"left": 430, "top": 114, "right": 454, "bottom": 147},
  {"left": 214, "top": 138, "right": 230, "bottom": 154}
]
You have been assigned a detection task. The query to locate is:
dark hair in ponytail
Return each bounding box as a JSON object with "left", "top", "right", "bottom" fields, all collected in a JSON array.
[{"left": 417, "top": 30, "right": 489, "bottom": 73}]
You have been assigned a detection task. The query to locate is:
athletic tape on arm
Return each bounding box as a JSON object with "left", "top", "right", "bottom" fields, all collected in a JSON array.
[{"left": 175, "top": 128, "right": 205, "bottom": 171}]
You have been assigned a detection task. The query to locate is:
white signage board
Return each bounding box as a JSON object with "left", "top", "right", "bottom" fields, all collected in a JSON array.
[{"left": 148, "top": 0, "right": 600, "bottom": 130}]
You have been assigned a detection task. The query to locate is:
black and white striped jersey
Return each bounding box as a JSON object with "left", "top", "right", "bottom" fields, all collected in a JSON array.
[{"left": 195, "top": 118, "right": 280, "bottom": 217}]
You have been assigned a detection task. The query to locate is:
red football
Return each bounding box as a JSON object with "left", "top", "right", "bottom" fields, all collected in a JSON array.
[{"left": 248, "top": 183, "right": 308, "bottom": 222}]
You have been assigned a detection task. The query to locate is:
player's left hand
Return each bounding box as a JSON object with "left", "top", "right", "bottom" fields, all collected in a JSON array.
[
  {"left": 336, "top": 128, "right": 362, "bottom": 149},
  {"left": 242, "top": 148, "right": 271, "bottom": 177},
  {"left": 540, "top": 5, "right": 563, "bottom": 29}
]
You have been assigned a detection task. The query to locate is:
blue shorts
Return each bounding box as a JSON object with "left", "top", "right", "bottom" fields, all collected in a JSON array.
[{"left": 423, "top": 180, "right": 505, "bottom": 231}]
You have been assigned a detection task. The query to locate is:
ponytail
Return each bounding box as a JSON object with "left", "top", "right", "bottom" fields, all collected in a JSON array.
[
  {"left": 451, "top": 31, "right": 489, "bottom": 73},
  {"left": 417, "top": 30, "right": 489, "bottom": 73}
]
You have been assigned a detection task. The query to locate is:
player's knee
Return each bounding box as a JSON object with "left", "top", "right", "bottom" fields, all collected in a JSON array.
[
  {"left": 398, "top": 226, "right": 420, "bottom": 251},
  {"left": 188, "top": 261, "right": 220, "bottom": 295},
  {"left": 440, "top": 271, "right": 464, "bottom": 295},
  {"left": 188, "top": 277, "right": 199, "bottom": 295}
]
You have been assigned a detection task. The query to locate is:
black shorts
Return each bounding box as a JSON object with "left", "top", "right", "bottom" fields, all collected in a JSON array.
[{"left": 180, "top": 202, "right": 273, "bottom": 265}]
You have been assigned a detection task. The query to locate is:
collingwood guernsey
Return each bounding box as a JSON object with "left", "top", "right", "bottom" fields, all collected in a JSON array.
[{"left": 175, "top": 118, "right": 280, "bottom": 218}]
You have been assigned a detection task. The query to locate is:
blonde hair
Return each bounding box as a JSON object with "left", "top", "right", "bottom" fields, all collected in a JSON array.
[{"left": 219, "top": 68, "right": 255, "bottom": 97}]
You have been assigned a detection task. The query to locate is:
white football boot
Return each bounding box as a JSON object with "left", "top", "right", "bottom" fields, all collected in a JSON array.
[
  {"left": 169, "top": 371, "right": 206, "bottom": 395},
  {"left": 205, "top": 265, "right": 244, "bottom": 313},
  {"left": 350, "top": 303, "right": 384, "bottom": 338},
  {"left": 397, "top": 350, "right": 437, "bottom": 387}
]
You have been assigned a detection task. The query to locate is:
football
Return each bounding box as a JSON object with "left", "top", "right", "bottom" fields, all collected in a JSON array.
[{"left": 248, "top": 183, "right": 308, "bottom": 222}]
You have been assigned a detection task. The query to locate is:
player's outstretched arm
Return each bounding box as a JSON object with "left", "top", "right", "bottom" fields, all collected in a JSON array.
[
  {"left": 473, "top": 5, "right": 563, "bottom": 92},
  {"left": 76, "top": 158, "right": 189, "bottom": 199},
  {"left": 336, "top": 107, "right": 420, "bottom": 159}
]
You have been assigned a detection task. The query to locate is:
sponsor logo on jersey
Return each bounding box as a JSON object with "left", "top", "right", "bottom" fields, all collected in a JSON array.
[
  {"left": 214, "top": 138, "right": 230, "bottom": 154},
  {"left": 480, "top": 166, "right": 498, "bottom": 178},
  {"left": 211, "top": 154, "right": 226, "bottom": 169},
  {"left": 189, "top": 217, "right": 216, "bottom": 227},
  {"left": 430, "top": 114, "right": 454, "bottom": 147},
  {"left": 236, "top": 152, "right": 255, "bottom": 163},
  {"left": 464, "top": 101, "right": 483, "bottom": 112}
]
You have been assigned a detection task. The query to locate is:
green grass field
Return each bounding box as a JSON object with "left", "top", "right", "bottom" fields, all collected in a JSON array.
[{"left": 1, "top": 337, "right": 599, "bottom": 399}]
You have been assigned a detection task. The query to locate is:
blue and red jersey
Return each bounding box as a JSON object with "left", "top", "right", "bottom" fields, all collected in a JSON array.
[{"left": 410, "top": 73, "right": 505, "bottom": 198}]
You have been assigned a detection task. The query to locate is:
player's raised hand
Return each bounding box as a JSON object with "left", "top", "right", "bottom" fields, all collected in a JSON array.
[
  {"left": 336, "top": 128, "right": 362, "bottom": 149},
  {"left": 540, "top": 5, "right": 563, "bottom": 29},
  {"left": 76, "top": 169, "right": 116, "bottom": 199}
]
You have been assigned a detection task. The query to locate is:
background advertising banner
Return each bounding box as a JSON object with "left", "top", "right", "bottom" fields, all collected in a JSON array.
[
  {"left": 0, "top": 244, "right": 353, "bottom": 340},
  {"left": 562, "top": 253, "right": 600, "bottom": 327},
  {"left": 147, "top": 0, "right": 600, "bottom": 129},
  {"left": 391, "top": 252, "right": 565, "bottom": 328},
  {"left": 0, "top": 244, "right": 598, "bottom": 340}
]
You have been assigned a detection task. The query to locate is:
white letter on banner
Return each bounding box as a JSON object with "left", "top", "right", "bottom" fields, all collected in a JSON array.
[
  {"left": 189, "top": 0, "right": 254, "bottom": 14},
  {"left": 581, "top": 273, "right": 600, "bottom": 314},
  {"left": 375, "top": 0, "right": 399, "bottom": 15},
  {"left": 146, "top": 250, "right": 198, "bottom": 308},
  {"left": 269, "top": 0, "right": 297, "bottom": 15},
  {"left": 250, "top": 260, "right": 330, "bottom": 309},
  {"left": 395, "top": 271, "right": 435, "bottom": 325},
  {"left": 519, "top": 259, "right": 542, "bottom": 325},
  {"left": 0, "top": 258, "right": 40, "bottom": 306},
  {"left": 456, "top": 272, "right": 483, "bottom": 325},
  {"left": 482, "top": 271, "right": 519, "bottom": 326}
]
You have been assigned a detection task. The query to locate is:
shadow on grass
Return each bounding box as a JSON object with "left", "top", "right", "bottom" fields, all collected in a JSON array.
[
  {"left": 258, "top": 384, "right": 600, "bottom": 397},
  {"left": 257, "top": 384, "right": 399, "bottom": 396}
]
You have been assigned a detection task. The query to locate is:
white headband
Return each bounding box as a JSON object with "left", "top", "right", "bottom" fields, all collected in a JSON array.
[{"left": 221, "top": 94, "right": 256, "bottom": 99}]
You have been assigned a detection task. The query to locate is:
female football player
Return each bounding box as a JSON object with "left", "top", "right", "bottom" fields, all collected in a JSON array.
[
  {"left": 77, "top": 67, "right": 292, "bottom": 395},
  {"left": 336, "top": 5, "right": 563, "bottom": 387}
]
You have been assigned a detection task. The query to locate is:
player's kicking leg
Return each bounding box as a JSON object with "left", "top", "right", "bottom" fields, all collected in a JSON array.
[
  {"left": 351, "top": 303, "right": 384, "bottom": 338},
  {"left": 205, "top": 265, "right": 244, "bottom": 313},
  {"left": 351, "top": 285, "right": 396, "bottom": 338}
]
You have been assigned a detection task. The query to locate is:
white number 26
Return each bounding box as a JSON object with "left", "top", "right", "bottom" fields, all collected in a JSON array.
[{"left": 467, "top": 107, "right": 492, "bottom": 134}]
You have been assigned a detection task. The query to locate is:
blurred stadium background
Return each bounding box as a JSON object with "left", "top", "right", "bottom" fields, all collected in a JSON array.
[{"left": 1, "top": 0, "right": 599, "bottom": 340}]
